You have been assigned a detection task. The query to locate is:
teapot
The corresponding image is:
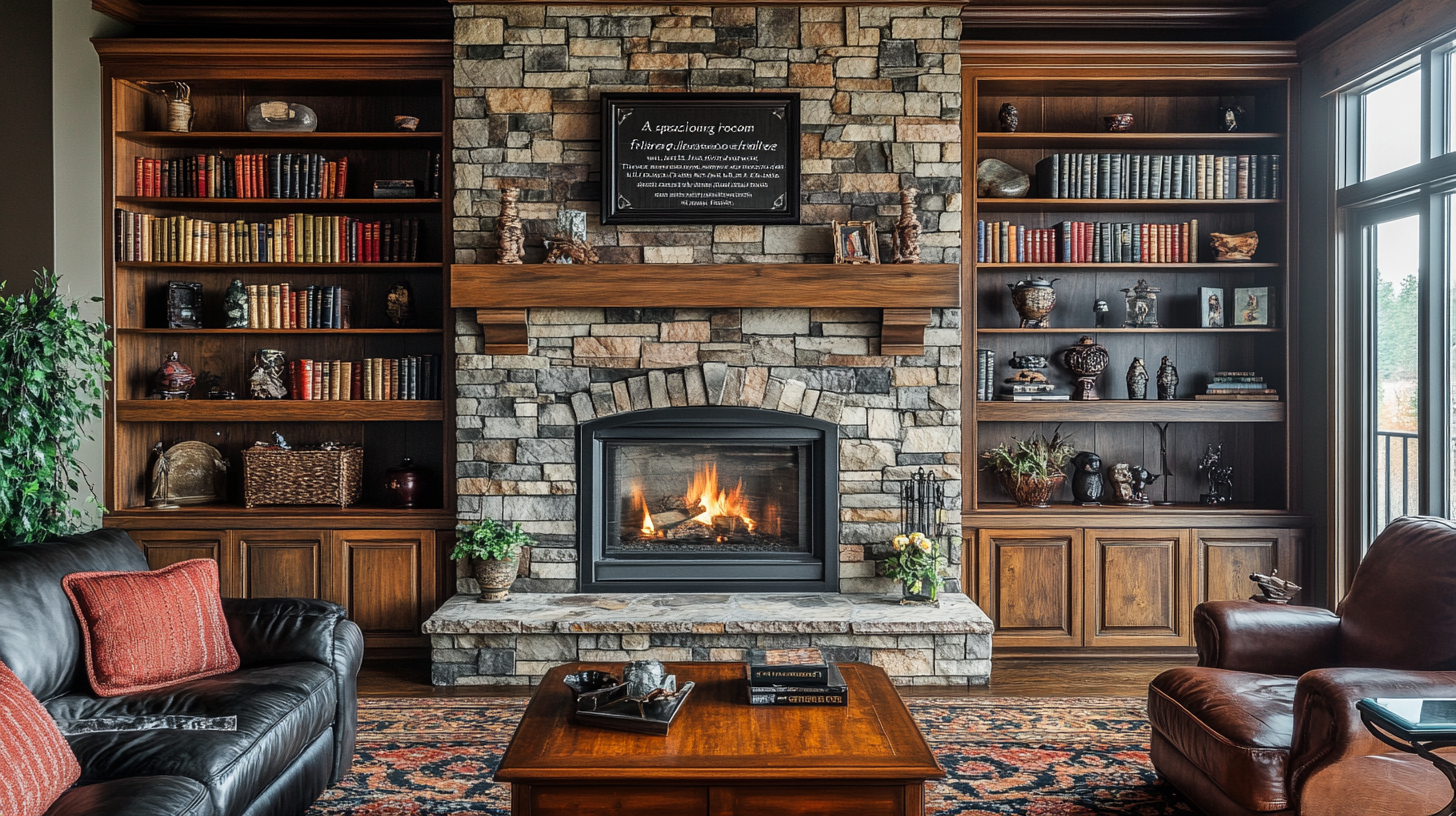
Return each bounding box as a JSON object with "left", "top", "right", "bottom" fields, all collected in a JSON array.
[{"left": 1007, "top": 276, "right": 1060, "bottom": 328}]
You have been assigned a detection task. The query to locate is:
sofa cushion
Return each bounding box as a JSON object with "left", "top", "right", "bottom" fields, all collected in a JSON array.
[
  {"left": 0, "top": 659, "right": 82, "bottom": 816},
  {"left": 62, "top": 559, "right": 239, "bottom": 696},
  {"left": 0, "top": 530, "right": 148, "bottom": 701},
  {"left": 44, "top": 662, "right": 335, "bottom": 816},
  {"left": 44, "top": 777, "right": 214, "bottom": 816},
  {"left": 1148, "top": 667, "right": 1297, "bottom": 812}
]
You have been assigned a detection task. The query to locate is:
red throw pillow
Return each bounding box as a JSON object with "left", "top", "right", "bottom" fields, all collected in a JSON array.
[
  {"left": 63, "top": 559, "right": 239, "bottom": 697},
  {"left": 0, "top": 659, "right": 81, "bottom": 816}
]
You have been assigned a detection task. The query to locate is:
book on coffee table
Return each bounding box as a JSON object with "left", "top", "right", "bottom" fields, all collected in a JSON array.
[
  {"left": 747, "top": 647, "right": 831, "bottom": 686},
  {"left": 748, "top": 662, "right": 849, "bottom": 706}
]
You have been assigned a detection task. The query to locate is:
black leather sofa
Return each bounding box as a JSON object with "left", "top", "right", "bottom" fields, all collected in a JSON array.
[{"left": 0, "top": 529, "right": 363, "bottom": 816}]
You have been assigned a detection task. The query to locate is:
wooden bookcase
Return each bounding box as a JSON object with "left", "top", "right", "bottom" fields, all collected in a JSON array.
[
  {"left": 960, "top": 43, "right": 1311, "bottom": 654},
  {"left": 96, "top": 39, "right": 455, "bottom": 650}
]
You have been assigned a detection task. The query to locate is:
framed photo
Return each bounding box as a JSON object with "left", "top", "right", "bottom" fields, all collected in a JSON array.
[
  {"left": 1199, "top": 287, "right": 1225, "bottom": 328},
  {"left": 832, "top": 221, "right": 878, "bottom": 264},
  {"left": 1233, "top": 286, "right": 1274, "bottom": 327}
]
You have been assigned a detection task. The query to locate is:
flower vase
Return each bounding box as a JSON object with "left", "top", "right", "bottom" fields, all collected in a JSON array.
[
  {"left": 900, "top": 575, "right": 940, "bottom": 605},
  {"left": 471, "top": 553, "right": 521, "bottom": 603}
]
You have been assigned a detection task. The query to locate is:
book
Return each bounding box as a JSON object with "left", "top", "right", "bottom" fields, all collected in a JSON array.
[
  {"left": 748, "top": 663, "right": 849, "bottom": 706},
  {"left": 1194, "top": 394, "right": 1280, "bottom": 401},
  {"left": 994, "top": 394, "right": 1071, "bottom": 401},
  {"left": 747, "top": 648, "right": 830, "bottom": 686}
]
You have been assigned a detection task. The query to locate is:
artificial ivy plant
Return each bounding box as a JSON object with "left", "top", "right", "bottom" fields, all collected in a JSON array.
[{"left": 0, "top": 269, "right": 111, "bottom": 544}]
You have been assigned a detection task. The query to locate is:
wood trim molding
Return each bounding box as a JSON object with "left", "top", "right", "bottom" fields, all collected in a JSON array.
[
  {"left": 959, "top": 40, "right": 1299, "bottom": 67},
  {"left": 962, "top": 5, "right": 1268, "bottom": 30},
  {"left": 93, "top": 0, "right": 451, "bottom": 28},
  {"left": 92, "top": 38, "right": 453, "bottom": 69}
]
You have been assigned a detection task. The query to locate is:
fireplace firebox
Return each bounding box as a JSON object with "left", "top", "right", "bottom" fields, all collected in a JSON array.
[{"left": 577, "top": 407, "right": 839, "bottom": 592}]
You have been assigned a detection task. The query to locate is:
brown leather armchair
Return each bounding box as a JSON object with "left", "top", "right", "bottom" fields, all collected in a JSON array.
[{"left": 1148, "top": 516, "right": 1456, "bottom": 816}]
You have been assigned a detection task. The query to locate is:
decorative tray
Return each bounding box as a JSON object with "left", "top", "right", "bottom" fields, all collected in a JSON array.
[{"left": 564, "top": 667, "right": 696, "bottom": 736}]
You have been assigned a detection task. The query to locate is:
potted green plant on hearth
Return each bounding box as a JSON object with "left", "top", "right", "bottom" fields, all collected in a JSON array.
[
  {"left": 0, "top": 269, "right": 111, "bottom": 544},
  {"left": 453, "top": 517, "right": 534, "bottom": 603},
  {"left": 884, "top": 532, "right": 948, "bottom": 604},
  {"left": 979, "top": 427, "right": 1077, "bottom": 508}
]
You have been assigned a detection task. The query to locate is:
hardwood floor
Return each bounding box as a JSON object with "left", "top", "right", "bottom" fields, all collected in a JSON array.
[{"left": 359, "top": 655, "right": 1193, "bottom": 699}]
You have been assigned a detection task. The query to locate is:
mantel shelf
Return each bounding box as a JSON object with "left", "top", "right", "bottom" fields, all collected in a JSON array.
[{"left": 451, "top": 263, "right": 961, "bottom": 356}]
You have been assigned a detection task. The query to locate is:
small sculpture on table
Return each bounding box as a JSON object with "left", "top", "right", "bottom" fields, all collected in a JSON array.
[
  {"left": 1002, "top": 352, "right": 1055, "bottom": 399},
  {"left": 1198, "top": 443, "right": 1235, "bottom": 506},
  {"left": 148, "top": 442, "right": 180, "bottom": 510},
  {"left": 1122, "top": 279, "right": 1160, "bottom": 328},
  {"left": 976, "top": 159, "right": 1030, "bottom": 199},
  {"left": 1069, "top": 451, "right": 1104, "bottom": 506},
  {"left": 889, "top": 187, "right": 922, "bottom": 263},
  {"left": 1126, "top": 357, "right": 1149, "bottom": 400},
  {"left": 1093, "top": 299, "right": 1109, "bottom": 329},
  {"left": 496, "top": 186, "right": 526, "bottom": 264},
  {"left": 998, "top": 103, "right": 1019, "bottom": 133},
  {"left": 1008, "top": 276, "right": 1058, "bottom": 328},
  {"left": 1250, "top": 569, "right": 1301, "bottom": 604},
  {"left": 224, "top": 279, "right": 249, "bottom": 328},
  {"left": 1218, "top": 103, "right": 1246, "bottom": 133},
  {"left": 152, "top": 352, "right": 196, "bottom": 400},
  {"left": 544, "top": 208, "right": 598, "bottom": 265},
  {"left": 1063, "top": 335, "right": 1109, "bottom": 401},
  {"left": 1156, "top": 356, "right": 1179, "bottom": 400},
  {"left": 1107, "top": 463, "right": 1155, "bottom": 507},
  {"left": 249, "top": 349, "right": 288, "bottom": 400},
  {"left": 1211, "top": 231, "right": 1259, "bottom": 262},
  {"left": 1127, "top": 465, "right": 1159, "bottom": 505},
  {"left": 386, "top": 281, "right": 415, "bottom": 327}
]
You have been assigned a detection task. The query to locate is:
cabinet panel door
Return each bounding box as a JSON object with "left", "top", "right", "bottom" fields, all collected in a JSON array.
[
  {"left": 1196, "top": 528, "right": 1303, "bottom": 604},
  {"left": 333, "top": 529, "right": 436, "bottom": 645},
  {"left": 1085, "top": 529, "right": 1190, "bottom": 647},
  {"left": 127, "top": 529, "right": 238, "bottom": 597},
  {"left": 236, "top": 530, "right": 329, "bottom": 600},
  {"left": 977, "top": 529, "right": 1083, "bottom": 647}
]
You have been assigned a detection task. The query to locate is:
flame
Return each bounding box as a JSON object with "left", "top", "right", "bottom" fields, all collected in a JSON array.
[
  {"left": 685, "top": 463, "right": 756, "bottom": 533},
  {"left": 633, "top": 483, "right": 657, "bottom": 536}
]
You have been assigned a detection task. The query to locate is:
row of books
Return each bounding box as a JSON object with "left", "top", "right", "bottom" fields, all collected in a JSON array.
[
  {"left": 132, "top": 154, "right": 348, "bottom": 199},
  {"left": 114, "top": 210, "right": 423, "bottom": 263},
  {"left": 1032, "top": 153, "right": 1283, "bottom": 200},
  {"left": 1194, "top": 371, "right": 1280, "bottom": 401},
  {"left": 286, "top": 356, "right": 440, "bottom": 401},
  {"left": 746, "top": 648, "right": 846, "bottom": 707},
  {"left": 975, "top": 349, "right": 996, "bottom": 402},
  {"left": 977, "top": 220, "right": 1199, "bottom": 264},
  {"left": 243, "top": 284, "right": 352, "bottom": 329}
]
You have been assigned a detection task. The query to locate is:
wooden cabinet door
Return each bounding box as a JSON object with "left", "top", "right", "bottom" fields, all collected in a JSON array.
[
  {"left": 332, "top": 529, "right": 436, "bottom": 647},
  {"left": 127, "top": 529, "right": 238, "bottom": 597},
  {"left": 1084, "top": 529, "right": 1191, "bottom": 647},
  {"left": 977, "top": 529, "right": 1083, "bottom": 647},
  {"left": 235, "top": 530, "right": 329, "bottom": 600},
  {"left": 1196, "top": 528, "right": 1304, "bottom": 605}
]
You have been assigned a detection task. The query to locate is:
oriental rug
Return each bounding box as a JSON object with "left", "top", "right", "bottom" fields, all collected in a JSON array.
[{"left": 309, "top": 696, "right": 1191, "bottom": 815}]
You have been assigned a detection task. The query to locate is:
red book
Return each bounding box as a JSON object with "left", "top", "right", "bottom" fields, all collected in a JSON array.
[
  {"left": 336, "top": 157, "right": 348, "bottom": 198},
  {"left": 279, "top": 282, "right": 291, "bottom": 328},
  {"left": 1181, "top": 222, "right": 1191, "bottom": 263},
  {"left": 369, "top": 223, "right": 379, "bottom": 263},
  {"left": 240, "top": 155, "right": 251, "bottom": 199},
  {"left": 288, "top": 360, "right": 300, "bottom": 399},
  {"left": 351, "top": 361, "right": 363, "bottom": 400},
  {"left": 255, "top": 155, "right": 265, "bottom": 201},
  {"left": 1083, "top": 222, "right": 1093, "bottom": 264},
  {"left": 197, "top": 154, "right": 207, "bottom": 200},
  {"left": 305, "top": 359, "right": 318, "bottom": 401}
]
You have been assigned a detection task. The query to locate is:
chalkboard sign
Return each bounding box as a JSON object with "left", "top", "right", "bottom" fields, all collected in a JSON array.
[{"left": 601, "top": 93, "right": 800, "bottom": 225}]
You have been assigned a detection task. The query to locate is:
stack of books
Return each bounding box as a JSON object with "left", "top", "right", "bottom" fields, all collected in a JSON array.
[
  {"left": 976, "top": 219, "right": 1199, "bottom": 264},
  {"left": 287, "top": 355, "right": 440, "bottom": 401},
  {"left": 1195, "top": 371, "right": 1279, "bottom": 401},
  {"left": 1033, "top": 153, "right": 1282, "bottom": 200},
  {"left": 746, "top": 648, "right": 848, "bottom": 707}
]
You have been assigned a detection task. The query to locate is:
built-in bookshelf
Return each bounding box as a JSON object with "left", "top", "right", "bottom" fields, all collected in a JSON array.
[
  {"left": 961, "top": 42, "right": 1309, "bottom": 652},
  {"left": 96, "top": 39, "right": 454, "bottom": 650}
]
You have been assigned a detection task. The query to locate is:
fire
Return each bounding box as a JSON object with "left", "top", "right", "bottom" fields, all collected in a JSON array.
[
  {"left": 634, "top": 484, "right": 656, "bottom": 536},
  {"left": 685, "top": 463, "right": 756, "bottom": 533}
]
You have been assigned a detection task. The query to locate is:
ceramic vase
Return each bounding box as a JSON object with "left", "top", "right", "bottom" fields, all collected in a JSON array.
[{"left": 472, "top": 553, "right": 522, "bottom": 603}]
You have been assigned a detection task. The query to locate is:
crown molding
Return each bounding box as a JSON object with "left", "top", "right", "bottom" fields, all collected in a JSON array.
[
  {"left": 959, "top": 39, "right": 1298, "bottom": 66},
  {"left": 92, "top": 0, "right": 451, "bottom": 29}
]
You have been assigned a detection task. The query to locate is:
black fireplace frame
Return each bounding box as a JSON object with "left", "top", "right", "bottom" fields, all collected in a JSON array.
[{"left": 577, "top": 406, "right": 839, "bottom": 593}]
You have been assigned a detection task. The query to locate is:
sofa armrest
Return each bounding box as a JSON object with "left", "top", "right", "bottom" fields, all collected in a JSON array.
[
  {"left": 1288, "top": 668, "right": 1456, "bottom": 800},
  {"left": 1194, "top": 601, "right": 1341, "bottom": 675},
  {"left": 221, "top": 597, "right": 363, "bottom": 784}
]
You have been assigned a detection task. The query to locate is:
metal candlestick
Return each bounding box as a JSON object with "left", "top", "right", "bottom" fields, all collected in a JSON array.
[{"left": 1152, "top": 422, "right": 1175, "bottom": 506}]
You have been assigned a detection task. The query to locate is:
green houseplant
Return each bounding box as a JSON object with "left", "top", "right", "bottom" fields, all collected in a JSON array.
[
  {"left": 452, "top": 517, "right": 534, "bottom": 602},
  {"left": 0, "top": 270, "right": 111, "bottom": 544},
  {"left": 883, "top": 531, "right": 948, "bottom": 603},
  {"left": 979, "top": 427, "right": 1077, "bottom": 508}
]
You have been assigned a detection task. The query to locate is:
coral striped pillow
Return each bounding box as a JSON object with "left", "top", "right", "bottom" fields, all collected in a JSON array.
[
  {"left": 63, "top": 559, "right": 239, "bottom": 697},
  {"left": 0, "top": 659, "right": 81, "bottom": 816}
]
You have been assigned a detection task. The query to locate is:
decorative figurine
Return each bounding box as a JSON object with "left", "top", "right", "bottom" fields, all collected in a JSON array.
[
  {"left": 1127, "top": 465, "right": 1159, "bottom": 505},
  {"left": 1063, "top": 335, "right": 1109, "bottom": 401},
  {"left": 1008, "top": 276, "right": 1059, "bottom": 328},
  {"left": 1105, "top": 463, "right": 1139, "bottom": 505},
  {"left": 1152, "top": 422, "right": 1175, "bottom": 505},
  {"left": 246, "top": 100, "right": 318, "bottom": 132},
  {"left": 1008, "top": 351, "right": 1050, "bottom": 370},
  {"left": 248, "top": 349, "right": 288, "bottom": 400},
  {"left": 1250, "top": 569, "right": 1301, "bottom": 604},
  {"left": 393, "top": 115, "right": 421, "bottom": 132},
  {"left": 383, "top": 458, "right": 426, "bottom": 508},
  {"left": 1156, "top": 356, "right": 1179, "bottom": 400},
  {"left": 1104, "top": 113, "right": 1135, "bottom": 132},
  {"left": 256, "top": 431, "right": 291, "bottom": 450},
  {"left": 148, "top": 442, "right": 180, "bottom": 510},
  {"left": 1218, "top": 103, "right": 1246, "bottom": 133},
  {"left": 1211, "top": 231, "right": 1259, "bottom": 262},
  {"left": 137, "top": 81, "right": 193, "bottom": 133},
  {"left": 495, "top": 186, "right": 526, "bottom": 264},
  {"left": 1126, "top": 357, "right": 1149, "bottom": 400},
  {"left": 1001, "top": 369, "right": 1055, "bottom": 398},
  {"left": 224, "top": 279, "right": 249, "bottom": 328},
  {"left": 1121, "top": 279, "right": 1161, "bottom": 328},
  {"left": 975, "top": 159, "right": 1030, "bottom": 199},
  {"left": 890, "top": 187, "right": 922, "bottom": 263},
  {"left": 166, "top": 281, "right": 204, "bottom": 329},
  {"left": 1069, "top": 451, "right": 1104, "bottom": 506},
  {"left": 1199, "top": 443, "right": 1235, "bottom": 505},
  {"left": 544, "top": 208, "right": 598, "bottom": 265},
  {"left": 998, "top": 103, "right": 1020, "bottom": 133},
  {"left": 152, "top": 352, "right": 196, "bottom": 400},
  {"left": 1094, "top": 298, "right": 1109, "bottom": 328},
  {"left": 149, "top": 441, "right": 227, "bottom": 506},
  {"left": 386, "top": 281, "right": 415, "bottom": 327}
]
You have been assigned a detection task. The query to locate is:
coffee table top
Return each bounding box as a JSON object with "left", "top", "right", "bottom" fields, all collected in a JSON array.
[
  {"left": 495, "top": 662, "right": 944, "bottom": 784},
  {"left": 1358, "top": 698, "right": 1456, "bottom": 740}
]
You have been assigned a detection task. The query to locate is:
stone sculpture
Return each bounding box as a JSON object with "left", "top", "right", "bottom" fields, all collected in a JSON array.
[
  {"left": 1156, "top": 356, "right": 1179, "bottom": 400},
  {"left": 249, "top": 348, "right": 288, "bottom": 400},
  {"left": 998, "top": 103, "right": 1019, "bottom": 132},
  {"left": 495, "top": 186, "right": 526, "bottom": 264},
  {"left": 1069, "top": 451, "right": 1103, "bottom": 506},
  {"left": 976, "top": 158, "right": 1030, "bottom": 199},
  {"left": 224, "top": 279, "right": 248, "bottom": 328},
  {"left": 890, "top": 187, "right": 922, "bottom": 264},
  {"left": 1126, "top": 357, "right": 1149, "bottom": 400}
]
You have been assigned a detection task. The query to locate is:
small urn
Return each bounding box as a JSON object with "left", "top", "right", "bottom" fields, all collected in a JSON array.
[
  {"left": 383, "top": 458, "right": 426, "bottom": 508},
  {"left": 1063, "top": 336, "right": 1110, "bottom": 401},
  {"left": 1008, "top": 276, "right": 1059, "bottom": 328},
  {"left": 152, "top": 351, "right": 196, "bottom": 400}
]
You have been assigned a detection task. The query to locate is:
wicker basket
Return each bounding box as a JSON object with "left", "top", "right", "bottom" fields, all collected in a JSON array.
[{"left": 242, "top": 447, "right": 363, "bottom": 508}]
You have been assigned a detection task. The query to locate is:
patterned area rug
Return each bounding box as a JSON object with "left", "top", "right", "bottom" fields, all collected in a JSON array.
[{"left": 310, "top": 696, "right": 1191, "bottom": 815}]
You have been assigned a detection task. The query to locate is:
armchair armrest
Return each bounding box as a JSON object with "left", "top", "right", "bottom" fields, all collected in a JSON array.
[
  {"left": 1194, "top": 600, "right": 1341, "bottom": 675},
  {"left": 221, "top": 597, "right": 364, "bottom": 785},
  {"left": 1289, "top": 668, "right": 1456, "bottom": 799}
]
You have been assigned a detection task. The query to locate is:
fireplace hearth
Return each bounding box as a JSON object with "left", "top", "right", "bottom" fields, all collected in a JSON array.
[{"left": 578, "top": 407, "right": 838, "bottom": 593}]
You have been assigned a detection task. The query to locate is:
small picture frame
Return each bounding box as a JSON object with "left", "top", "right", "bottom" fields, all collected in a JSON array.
[
  {"left": 1233, "top": 286, "right": 1274, "bottom": 327},
  {"left": 166, "top": 281, "right": 204, "bottom": 329},
  {"left": 1200, "top": 287, "right": 1225, "bottom": 328},
  {"left": 832, "top": 220, "right": 878, "bottom": 264}
]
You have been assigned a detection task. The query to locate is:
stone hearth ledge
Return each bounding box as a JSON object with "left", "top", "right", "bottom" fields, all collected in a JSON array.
[{"left": 424, "top": 591, "right": 992, "bottom": 687}]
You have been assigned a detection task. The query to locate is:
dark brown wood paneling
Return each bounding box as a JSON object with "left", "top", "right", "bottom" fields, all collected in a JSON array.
[
  {"left": 977, "top": 528, "right": 1083, "bottom": 646},
  {"left": 1085, "top": 528, "right": 1190, "bottom": 646},
  {"left": 127, "top": 528, "right": 237, "bottom": 596},
  {"left": 237, "top": 530, "right": 328, "bottom": 599},
  {"left": 334, "top": 529, "right": 435, "bottom": 644}
]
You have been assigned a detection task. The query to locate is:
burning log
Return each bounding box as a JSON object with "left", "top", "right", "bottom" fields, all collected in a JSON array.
[
  {"left": 649, "top": 510, "right": 692, "bottom": 530},
  {"left": 712, "top": 516, "right": 742, "bottom": 536}
]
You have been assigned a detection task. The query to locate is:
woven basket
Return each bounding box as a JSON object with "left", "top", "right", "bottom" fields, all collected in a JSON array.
[{"left": 242, "top": 447, "right": 363, "bottom": 508}]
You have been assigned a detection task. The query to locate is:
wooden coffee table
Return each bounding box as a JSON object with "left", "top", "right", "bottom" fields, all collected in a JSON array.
[{"left": 495, "top": 661, "right": 944, "bottom": 816}]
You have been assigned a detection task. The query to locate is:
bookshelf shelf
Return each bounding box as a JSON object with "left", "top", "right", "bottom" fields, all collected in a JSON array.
[
  {"left": 976, "top": 198, "right": 1283, "bottom": 211},
  {"left": 976, "top": 131, "right": 1284, "bottom": 149},
  {"left": 116, "top": 399, "right": 443, "bottom": 422},
  {"left": 117, "top": 131, "right": 445, "bottom": 147},
  {"left": 116, "top": 262, "right": 441, "bottom": 271},
  {"left": 976, "top": 400, "right": 1284, "bottom": 422},
  {"left": 976, "top": 262, "right": 1278, "bottom": 270},
  {"left": 117, "top": 328, "right": 442, "bottom": 335},
  {"left": 976, "top": 327, "right": 1282, "bottom": 334},
  {"left": 116, "top": 196, "right": 442, "bottom": 210}
]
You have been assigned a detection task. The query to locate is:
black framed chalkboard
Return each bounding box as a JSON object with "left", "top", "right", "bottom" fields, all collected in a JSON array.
[{"left": 600, "top": 93, "right": 800, "bottom": 225}]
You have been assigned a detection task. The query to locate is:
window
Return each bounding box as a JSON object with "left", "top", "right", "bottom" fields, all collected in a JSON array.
[
  {"left": 1362, "top": 69, "right": 1423, "bottom": 181},
  {"left": 1367, "top": 212, "right": 1422, "bottom": 529}
]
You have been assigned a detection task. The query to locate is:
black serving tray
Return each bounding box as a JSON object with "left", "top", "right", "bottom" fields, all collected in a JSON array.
[{"left": 573, "top": 681, "right": 697, "bottom": 735}]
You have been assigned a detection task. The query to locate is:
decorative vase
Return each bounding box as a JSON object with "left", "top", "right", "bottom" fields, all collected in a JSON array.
[
  {"left": 383, "top": 458, "right": 426, "bottom": 508},
  {"left": 999, "top": 472, "right": 1065, "bottom": 508},
  {"left": 901, "top": 575, "right": 940, "bottom": 604},
  {"left": 472, "top": 553, "right": 522, "bottom": 603},
  {"left": 1008, "top": 276, "right": 1059, "bottom": 328},
  {"left": 153, "top": 351, "right": 196, "bottom": 399},
  {"left": 1062, "top": 336, "right": 1110, "bottom": 401}
]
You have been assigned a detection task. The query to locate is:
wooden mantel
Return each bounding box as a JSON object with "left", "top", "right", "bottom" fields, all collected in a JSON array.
[{"left": 450, "top": 263, "right": 961, "bottom": 356}]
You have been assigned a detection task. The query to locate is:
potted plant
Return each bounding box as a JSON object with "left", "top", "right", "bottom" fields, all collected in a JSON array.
[
  {"left": 979, "top": 427, "right": 1077, "bottom": 508},
  {"left": 452, "top": 517, "right": 534, "bottom": 602},
  {"left": 883, "top": 531, "right": 948, "bottom": 603},
  {"left": 0, "top": 269, "right": 111, "bottom": 544}
]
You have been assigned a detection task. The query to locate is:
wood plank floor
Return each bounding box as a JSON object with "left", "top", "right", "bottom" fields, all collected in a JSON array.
[{"left": 359, "top": 655, "right": 1195, "bottom": 699}]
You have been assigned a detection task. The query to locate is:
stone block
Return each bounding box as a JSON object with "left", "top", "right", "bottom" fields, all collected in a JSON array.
[
  {"left": 835, "top": 57, "right": 878, "bottom": 78},
  {"left": 477, "top": 648, "right": 517, "bottom": 676},
  {"left": 713, "top": 224, "right": 763, "bottom": 243},
  {"left": 518, "top": 438, "right": 574, "bottom": 464},
  {"left": 456, "top": 17, "right": 505, "bottom": 45},
  {"left": 800, "top": 22, "right": 844, "bottom": 47},
  {"left": 667, "top": 371, "right": 688, "bottom": 406},
  {"left": 757, "top": 7, "right": 799, "bottom": 47},
  {"left": 850, "top": 93, "right": 905, "bottom": 116},
  {"left": 456, "top": 58, "right": 524, "bottom": 88},
  {"left": 840, "top": 439, "right": 896, "bottom": 471},
  {"left": 778, "top": 379, "right": 807, "bottom": 412},
  {"left": 890, "top": 17, "right": 942, "bottom": 39},
  {"left": 641, "top": 342, "right": 699, "bottom": 368},
  {"left": 685, "top": 366, "right": 708, "bottom": 405},
  {"left": 571, "top": 391, "right": 597, "bottom": 422},
  {"left": 721, "top": 366, "right": 745, "bottom": 406},
  {"left": 516, "top": 634, "right": 576, "bottom": 661},
  {"left": 740, "top": 366, "right": 769, "bottom": 407},
  {"left": 741, "top": 307, "right": 810, "bottom": 335},
  {"left": 871, "top": 648, "right": 935, "bottom": 676},
  {"left": 643, "top": 245, "right": 696, "bottom": 264},
  {"left": 574, "top": 336, "right": 643, "bottom": 360},
  {"left": 484, "top": 88, "right": 553, "bottom": 114},
  {"left": 902, "top": 426, "right": 958, "bottom": 454},
  {"left": 646, "top": 370, "right": 670, "bottom": 407},
  {"left": 660, "top": 321, "right": 711, "bottom": 342},
  {"left": 622, "top": 633, "right": 650, "bottom": 650}
]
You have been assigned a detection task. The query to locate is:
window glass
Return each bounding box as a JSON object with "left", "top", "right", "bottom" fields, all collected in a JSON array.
[
  {"left": 1449, "top": 51, "right": 1456, "bottom": 154},
  {"left": 1363, "top": 70, "right": 1424, "bottom": 181},
  {"left": 1373, "top": 214, "right": 1422, "bottom": 531}
]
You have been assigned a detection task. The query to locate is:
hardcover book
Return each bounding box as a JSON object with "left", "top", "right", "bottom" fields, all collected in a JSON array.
[
  {"left": 748, "top": 663, "right": 848, "bottom": 706},
  {"left": 746, "top": 648, "right": 831, "bottom": 686}
]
